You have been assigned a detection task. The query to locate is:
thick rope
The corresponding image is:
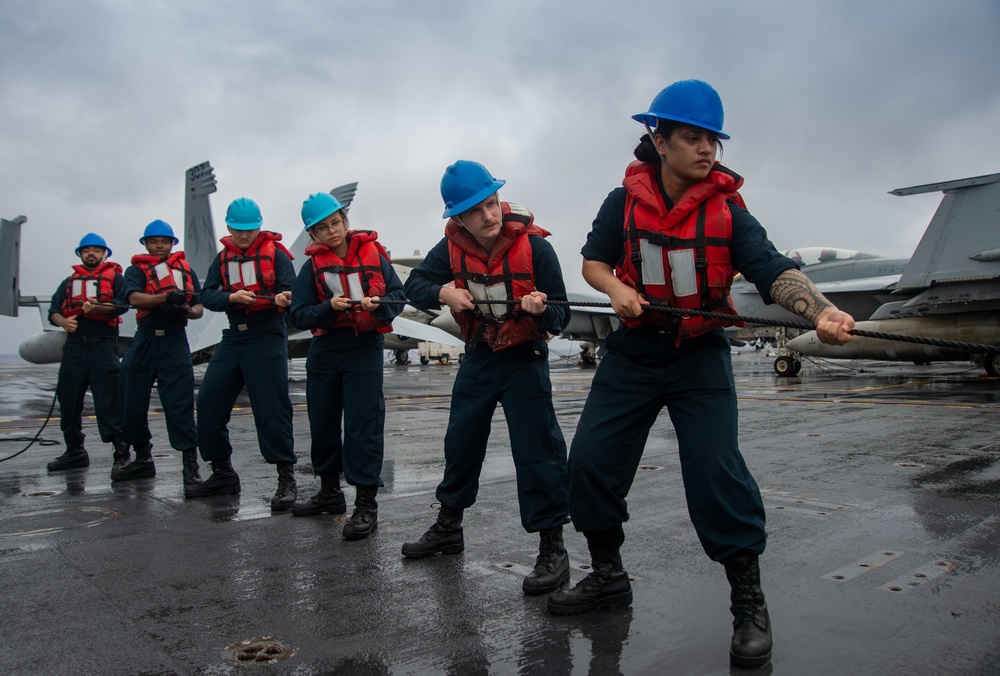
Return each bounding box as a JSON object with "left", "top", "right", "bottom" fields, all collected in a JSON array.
[{"left": 359, "top": 298, "right": 1000, "bottom": 354}]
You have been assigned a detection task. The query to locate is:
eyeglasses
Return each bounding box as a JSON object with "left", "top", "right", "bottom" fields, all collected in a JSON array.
[{"left": 312, "top": 221, "right": 345, "bottom": 235}]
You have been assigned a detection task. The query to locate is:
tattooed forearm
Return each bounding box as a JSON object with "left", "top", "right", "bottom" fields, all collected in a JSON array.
[{"left": 769, "top": 269, "right": 834, "bottom": 324}]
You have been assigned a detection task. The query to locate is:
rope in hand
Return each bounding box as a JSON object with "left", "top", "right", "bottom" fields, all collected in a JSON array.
[{"left": 352, "top": 298, "right": 1000, "bottom": 354}]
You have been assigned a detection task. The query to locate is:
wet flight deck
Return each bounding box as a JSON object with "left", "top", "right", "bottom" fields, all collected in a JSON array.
[{"left": 0, "top": 353, "right": 998, "bottom": 675}]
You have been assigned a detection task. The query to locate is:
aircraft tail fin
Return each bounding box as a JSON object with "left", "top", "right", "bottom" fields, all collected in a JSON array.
[
  {"left": 0, "top": 215, "right": 27, "bottom": 317},
  {"left": 184, "top": 162, "right": 219, "bottom": 280},
  {"left": 331, "top": 182, "right": 358, "bottom": 213},
  {"left": 893, "top": 172, "right": 1000, "bottom": 290}
]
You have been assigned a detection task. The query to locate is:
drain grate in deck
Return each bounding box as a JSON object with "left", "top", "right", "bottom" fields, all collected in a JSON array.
[{"left": 226, "top": 636, "right": 295, "bottom": 664}]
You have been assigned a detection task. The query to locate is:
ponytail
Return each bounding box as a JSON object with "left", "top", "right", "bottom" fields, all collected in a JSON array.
[{"left": 633, "top": 133, "right": 660, "bottom": 164}]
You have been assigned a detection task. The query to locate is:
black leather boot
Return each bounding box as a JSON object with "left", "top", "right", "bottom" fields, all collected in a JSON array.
[
  {"left": 547, "top": 545, "right": 632, "bottom": 615},
  {"left": 47, "top": 446, "right": 89, "bottom": 471},
  {"left": 401, "top": 505, "right": 464, "bottom": 558},
  {"left": 725, "top": 554, "right": 772, "bottom": 669},
  {"left": 111, "top": 442, "right": 155, "bottom": 481},
  {"left": 723, "top": 554, "right": 771, "bottom": 669},
  {"left": 181, "top": 449, "right": 202, "bottom": 487},
  {"left": 270, "top": 462, "right": 297, "bottom": 511},
  {"left": 111, "top": 438, "right": 131, "bottom": 472},
  {"left": 523, "top": 526, "right": 570, "bottom": 595},
  {"left": 343, "top": 485, "right": 378, "bottom": 540},
  {"left": 291, "top": 473, "right": 346, "bottom": 516},
  {"left": 184, "top": 459, "right": 240, "bottom": 498}
]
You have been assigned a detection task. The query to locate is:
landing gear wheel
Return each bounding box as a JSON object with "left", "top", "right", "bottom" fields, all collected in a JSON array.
[
  {"left": 774, "top": 355, "right": 799, "bottom": 377},
  {"left": 985, "top": 353, "right": 1000, "bottom": 378}
]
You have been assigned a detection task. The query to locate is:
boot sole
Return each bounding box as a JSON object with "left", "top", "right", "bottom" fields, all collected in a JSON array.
[
  {"left": 270, "top": 500, "right": 296, "bottom": 512},
  {"left": 111, "top": 468, "right": 156, "bottom": 481},
  {"left": 730, "top": 648, "right": 772, "bottom": 670},
  {"left": 184, "top": 485, "right": 241, "bottom": 499},
  {"left": 729, "top": 650, "right": 771, "bottom": 669},
  {"left": 523, "top": 569, "right": 571, "bottom": 596},
  {"left": 47, "top": 461, "right": 90, "bottom": 471},
  {"left": 290, "top": 504, "right": 347, "bottom": 517},
  {"left": 400, "top": 542, "right": 465, "bottom": 559},
  {"left": 546, "top": 589, "right": 633, "bottom": 615},
  {"left": 342, "top": 522, "right": 378, "bottom": 541}
]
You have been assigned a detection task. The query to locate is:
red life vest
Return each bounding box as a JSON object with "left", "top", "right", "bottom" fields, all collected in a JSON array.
[
  {"left": 617, "top": 160, "right": 746, "bottom": 340},
  {"left": 218, "top": 231, "right": 294, "bottom": 313},
  {"left": 61, "top": 260, "right": 122, "bottom": 326},
  {"left": 446, "top": 202, "right": 549, "bottom": 351},
  {"left": 305, "top": 230, "right": 392, "bottom": 336},
  {"left": 130, "top": 251, "right": 196, "bottom": 320}
]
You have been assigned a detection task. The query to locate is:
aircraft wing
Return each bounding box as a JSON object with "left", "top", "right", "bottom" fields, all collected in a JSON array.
[
  {"left": 390, "top": 316, "right": 465, "bottom": 348},
  {"left": 188, "top": 312, "right": 470, "bottom": 364},
  {"left": 559, "top": 292, "right": 620, "bottom": 348},
  {"left": 566, "top": 291, "right": 617, "bottom": 314},
  {"left": 811, "top": 274, "right": 901, "bottom": 294},
  {"left": 187, "top": 311, "right": 234, "bottom": 359}
]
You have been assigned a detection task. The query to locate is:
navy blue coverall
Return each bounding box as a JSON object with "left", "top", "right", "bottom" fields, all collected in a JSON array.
[
  {"left": 405, "top": 235, "right": 571, "bottom": 533},
  {"left": 48, "top": 273, "right": 128, "bottom": 450},
  {"left": 288, "top": 252, "right": 405, "bottom": 488},
  {"left": 119, "top": 265, "right": 201, "bottom": 453},
  {"left": 569, "top": 180, "right": 797, "bottom": 562},
  {"left": 196, "top": 248, "right": 296, "bottom": 466}
]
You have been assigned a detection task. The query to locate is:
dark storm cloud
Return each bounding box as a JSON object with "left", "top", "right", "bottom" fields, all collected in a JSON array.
[{"left": 1, "top": 0, "right": 998, "bottom": 352}]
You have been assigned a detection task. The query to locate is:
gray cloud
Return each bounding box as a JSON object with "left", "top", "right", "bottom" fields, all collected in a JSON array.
[{"left": 2, "top": 0, "right": 999, "bottom": 352}]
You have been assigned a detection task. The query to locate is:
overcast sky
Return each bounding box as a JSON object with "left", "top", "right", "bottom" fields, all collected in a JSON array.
[{"left": 2, "top": 0, "right": 999, "bottom": 354}]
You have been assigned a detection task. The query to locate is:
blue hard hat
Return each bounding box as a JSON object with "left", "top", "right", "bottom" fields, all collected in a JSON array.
[
  {"left": 440, "top": 160, "right": 506, "bottom": 219},
  {"left": 75, "top": 232, "right": 111, "bottom": 257},
  {"left": 139, "top": 219, "right": 179, "bottom": 245},
  {"left": 225, "top": 197, "right": 263, "bottom": 231},
  {"left": 632, "top": 79, "right": 730, "bottom": 140},
  {"left": 301, "top": 192, "right": 345, "bottom": 230}
]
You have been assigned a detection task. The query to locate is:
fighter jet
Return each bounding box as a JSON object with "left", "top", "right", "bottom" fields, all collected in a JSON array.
[
  {"left": 776, "top": 173, "right": 1000, "bottom": 377},
  {"left": 731, "top": 247, "right": 909, "bottom": 327}
]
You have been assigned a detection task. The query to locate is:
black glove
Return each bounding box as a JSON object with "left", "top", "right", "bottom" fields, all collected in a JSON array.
[
  {"left": 164, "top": 290, "right": 188, "bottom": 306},
  {"left": 159, "top": 302, "right": 190, "bottom": 318}
]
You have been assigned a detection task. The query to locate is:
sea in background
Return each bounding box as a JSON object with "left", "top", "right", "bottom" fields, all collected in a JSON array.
[{"left": 0, "top": 354, "right": 63, "bottom": 421}]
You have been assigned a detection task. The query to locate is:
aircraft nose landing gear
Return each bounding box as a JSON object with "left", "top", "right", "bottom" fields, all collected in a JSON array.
[
  {"left": 985, "top": 352, "right": 1000, "bottom": 378},
  {"left": 774, "top": 355, "right": 802, "bottom": 377}
]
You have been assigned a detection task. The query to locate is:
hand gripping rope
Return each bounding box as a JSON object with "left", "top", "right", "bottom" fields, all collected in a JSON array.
[{"left": 355, "top": 298, "right": 1000, "bottom": 354}]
